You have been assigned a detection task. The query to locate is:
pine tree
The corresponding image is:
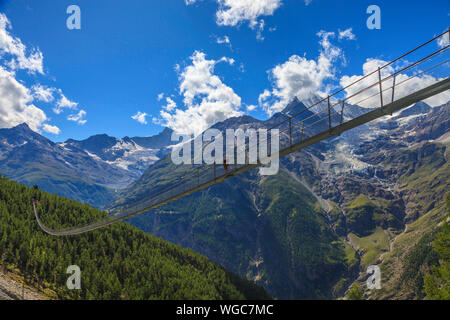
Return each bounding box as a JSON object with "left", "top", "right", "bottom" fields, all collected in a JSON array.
[{"left": 346, "top": 283, "right": 364, "bottom": 300}]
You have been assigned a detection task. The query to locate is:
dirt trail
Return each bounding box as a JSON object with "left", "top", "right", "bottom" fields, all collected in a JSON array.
[{"left": 0, "top": 268, "right": 48, "bottom": 300}]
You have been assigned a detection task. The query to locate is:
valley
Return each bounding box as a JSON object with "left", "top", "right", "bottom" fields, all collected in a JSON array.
[{"left": 1, "top": 97, "right": 448, "bottom": 300}]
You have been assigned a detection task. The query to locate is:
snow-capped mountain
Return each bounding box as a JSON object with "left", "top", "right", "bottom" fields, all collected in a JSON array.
[
  {"left": 63, "top": 127, "right": 173, "bottom": 180},
  {"left": 0, "top": 125, "right": 174, "bottom": 208}
]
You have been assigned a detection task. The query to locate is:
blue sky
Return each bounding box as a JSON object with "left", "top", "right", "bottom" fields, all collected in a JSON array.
[{"left": 0, "top": 0, "right": 448, "bottom": 141}]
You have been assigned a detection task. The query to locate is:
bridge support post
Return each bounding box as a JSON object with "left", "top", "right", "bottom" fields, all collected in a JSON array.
[
  {"left": 378, "top": 67, "right": 384, "bottom": 111},
  {"left": 339, "top": 100, "right": 345, "bottom": 136},
  {"left": 328, "top": 96, "right": 332, "bottom": 130},
  {"left": 289, "top": 118, "right": 292, "bottom": 146},
  {"left": 391, "top": 74, "right": 396, "bottom": 103}
]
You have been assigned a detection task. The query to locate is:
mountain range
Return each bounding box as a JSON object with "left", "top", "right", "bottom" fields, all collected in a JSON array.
[
  {"left": 0, "top": 125, "right": 174, "bottom": 208},
  {"left": 0, "top": 95, "right": 448, "bottom": 299}
]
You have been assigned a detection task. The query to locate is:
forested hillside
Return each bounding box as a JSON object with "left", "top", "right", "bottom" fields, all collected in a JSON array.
[{"left": 0, "top": 175, "right": 271, "bottom": 300}]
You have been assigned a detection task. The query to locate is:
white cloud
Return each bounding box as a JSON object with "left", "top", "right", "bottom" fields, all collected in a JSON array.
[
  {"left": 259, "top": 30, "right": 345, "bottom": 115},
  {"left": 131, "top": 111, "right": 148, "bottom": 124},
  {"left": 258, "top": 89, "right": 271, "bottom": 105},
  {"left": 338, "top": 28, "right": 356, "bottom": 40},
  {"left": 215, "top": 0, "right": 281, "bottom": 27},
  {"left": 255, "top": 19, "right": 265, "bottom": 40},
  {"left": 54, "top": 90, "right": 78, "bottom": 114},
  {"left": 31, "top": 84, "right": 55, "bottom": 102},
  {"left": 216, "top": 35, "right": 231, "bottom": 45},
  {"left": 187, "top": 0, "right": 283, "bottom": 39},
  {"left": 246, "top": 104, "right": 257, "bottom": 111},
  {"left": 0, "top": 66, "right": 48, "bottom": 131},
  {"left": 0, "top": 13, "right": 83, "bottom": 134},
  {"left": 217, "top": 56, "right": 235, "bottom": 65},
  {"left": 437, "top": 30, "right": 449, "bottom": 48},
  {"left": 157, "top": 93, "right": 164, "bottom": 101},
  {"left": 42, "top": 124, "right": 61, "bottom": 135},
  {"left": 0, "top": 14, "right": 44, "bottom": 74},
  {"left": 67, "top": 109, "right": 87, "bottom": 125},
  {"left": 163, "top": 97, "right": 177, "bottom": 112},
  {"left": 158, "top": 51, "right": 242, "bottom": 135},
  {"left": 340, "top": 58, "right": 450, "bottom": 108}
]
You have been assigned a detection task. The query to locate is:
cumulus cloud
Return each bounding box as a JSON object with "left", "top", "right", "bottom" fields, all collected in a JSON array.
[
  {"left": 163, "top": 97, "right": 177, "bottom": 112},
  {"left": 42, "top": 124, "right": 61, "bottom": 135},
  {"left": 54, "top": 90, "right": 78, "bottom": 114},
  {"left": 215, "top": 0, "right": 281, "bottom": 27},
  {"left": 158, "top": 51, "right": 242, "bottom": 135},
  {"left": 259, "top": 30, "right": 345, "bottom": 115},
  {"left": 0, "top": 66, "right": 48, "bottom": 131},
  {"left": 0, "top": 14, "right": 44, "bottom": 74},
  {"left": 67, "top": 110, "right": 87, "bottom": 125},
  {"left": 131, "top": 111, "right": 148, "bottom": 125},
  {"left": 31, "top": 84, "right": 55, "bottom": 102},
  {"left": 0, "top": 13, "right": 81, "bottom": 134},
  {"left": 187, "top": 0, "right": 283, "bottom": 39},
  {"left": 246, "top": 104, "right": 257, "bottom": 111},
  {"left": 340, "top": 58, "right": 450, "bottom": 108},
  {"left": 157, "top": 93, "right": 164, "bottom": 101}
]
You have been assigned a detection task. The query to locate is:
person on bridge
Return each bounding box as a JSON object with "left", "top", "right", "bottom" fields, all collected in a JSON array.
[{"left": 223, "top": 159, "right": 229, "bottom": 174}]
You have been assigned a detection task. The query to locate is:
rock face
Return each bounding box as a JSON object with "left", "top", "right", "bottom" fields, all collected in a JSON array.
[{"left": 64, "top": 128, "right": 173, "bottom": 179}]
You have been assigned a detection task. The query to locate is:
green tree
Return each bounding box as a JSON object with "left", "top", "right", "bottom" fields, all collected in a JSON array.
[
  {"left": 346, "top": 283, "right": 364, "bottom": 300},
  {"left": 423, "top": 197, "right": 450, "bottom": 300}
]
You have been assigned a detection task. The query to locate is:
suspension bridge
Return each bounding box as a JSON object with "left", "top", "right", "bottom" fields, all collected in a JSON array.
[{"left": 34, "top": 29, "right": 450, "bottom": 236}]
